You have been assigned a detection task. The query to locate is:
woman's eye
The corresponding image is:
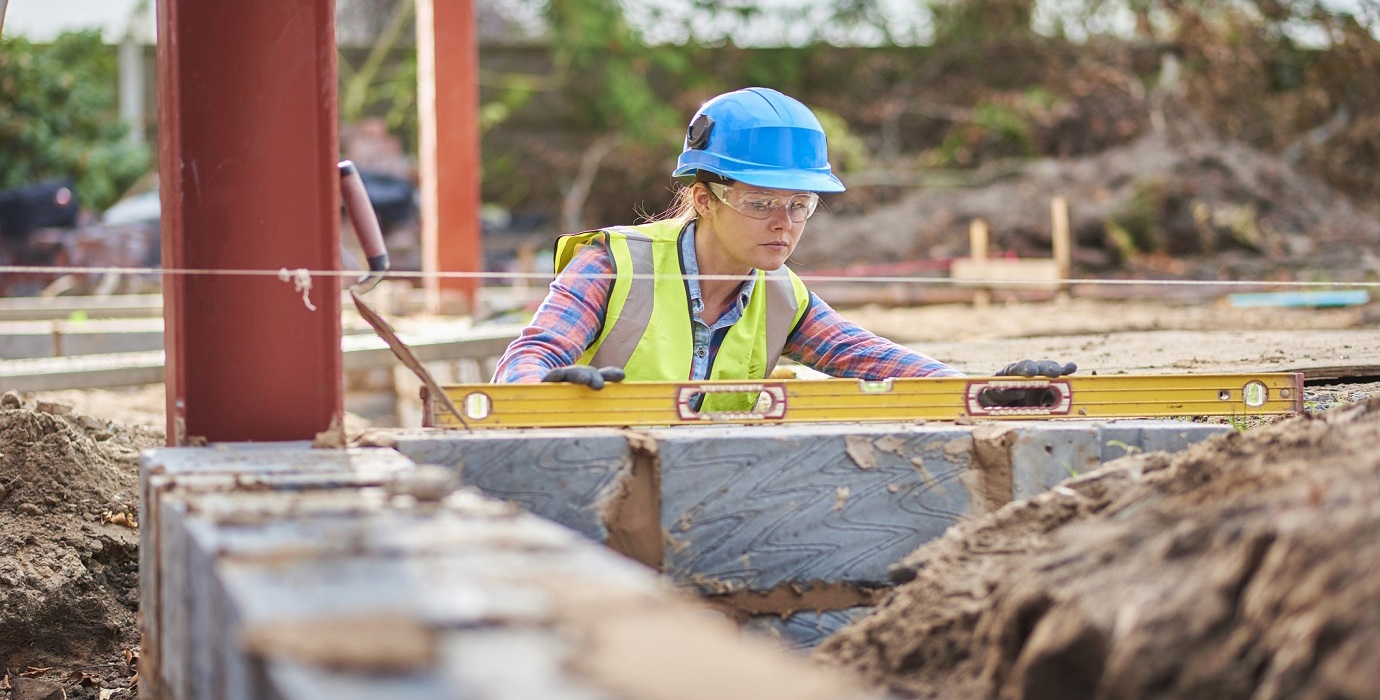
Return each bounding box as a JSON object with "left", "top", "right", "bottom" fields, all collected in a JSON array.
[{"left": 745, "top": 199, "right": 774, "bottom": 211}]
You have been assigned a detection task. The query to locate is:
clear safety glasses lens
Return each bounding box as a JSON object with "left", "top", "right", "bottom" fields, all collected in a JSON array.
[{"left": 708, "top": 184, "right": 819, "bottom": 223}]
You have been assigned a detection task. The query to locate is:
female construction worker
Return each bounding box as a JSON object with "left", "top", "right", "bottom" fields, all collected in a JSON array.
[{"left": 492, "top": 87, "right": 1074, "bottom": 409}]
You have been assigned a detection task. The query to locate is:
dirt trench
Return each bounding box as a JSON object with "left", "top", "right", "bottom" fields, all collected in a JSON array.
[{"left": 814, "top": 397, "right": 1380, "bottom": 700}]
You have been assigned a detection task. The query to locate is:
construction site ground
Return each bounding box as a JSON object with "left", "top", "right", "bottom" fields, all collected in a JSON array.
[{"left": 1, "top": 295, "right": 1377, "bottom": 699}]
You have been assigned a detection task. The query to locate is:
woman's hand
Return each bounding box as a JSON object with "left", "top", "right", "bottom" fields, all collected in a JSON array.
[
  {"left": 980, "top": 359, "right": 1078, "bottom": 408},
  {"left": 541, "top": 366, "right": 626, "bottom": 390},
  {"left": 995, "top": 360, "right": 1078, "bottom": 378}
]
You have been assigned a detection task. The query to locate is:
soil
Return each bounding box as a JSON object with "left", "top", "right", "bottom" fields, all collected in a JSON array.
[
  {"left": 0, "top": 392, "right": 163, "bottom": 700},
  {"left": 813, "top": 397, "right": 1380, "bottom": 700},
  {"left": 841, "top": 298, "right": 1380, "bottom": 345},
  {"left": 792, "top": 124, "right": 1380, "bottom": 283},
  {"left": 789, "top": 113, "right": 1380, "bottom": 697}
]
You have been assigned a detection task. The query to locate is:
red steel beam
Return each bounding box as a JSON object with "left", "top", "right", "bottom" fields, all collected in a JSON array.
[
  {"left": 158, "top": 0, "right": 343, "bottom": 445},
  {"left": 417, "top": 0, "right": 483, "bottom": 312}
]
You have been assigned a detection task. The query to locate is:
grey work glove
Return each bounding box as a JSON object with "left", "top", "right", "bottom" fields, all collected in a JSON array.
[
  {"left": 996, "top": 359, "right": 1078, "bottom": 378},
  {"left": 980, "top": 359, "right": 1078, "bottom": 408},
  {"left": 541, "top": 365, "right": 626, "bottom": 390}
]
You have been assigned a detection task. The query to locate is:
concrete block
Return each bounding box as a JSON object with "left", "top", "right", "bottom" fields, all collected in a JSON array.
[
  {"left": 173, "top": 490, "right": 632, "bottom": 700},
  {"left": 153, "top": 496, "right": 193, "bottom": 700},
  {"left": 390, "top": 429, "right": 632, "bottom": 543},
  {"left": 1098, "top": 422, "right": 1149, "bottom": 462},
  {"left": 654, "top": 423, "right": 976, "bottom": 593},
  {"left": 367, "top": 418, "right": 1233, "bottom": 655},
  {"left": 1125, "top": 420, "right": 1231, "bottom": 455},
  {"left": 0, "top": 323, "right": 164, "bottom": 359},
  {"left": 1099, "top": 420, "right": 1231, "bottom": 462},
  {"left": 143, "top": 445, "right": 873, "bottom": 700},
  {"left": 139, "top": 444, "right": 416, "bottom": 700},
  {"left": 1007, "top": 422, "right": 1104, "bottom": 501},
  {"left": 1006, "top": 421, "right": 1229, "bottom": 501}
]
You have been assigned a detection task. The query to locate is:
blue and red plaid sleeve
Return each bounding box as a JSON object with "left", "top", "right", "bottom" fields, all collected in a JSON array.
[
  {"left": 784, "top": 293, "right": 963, "bottom": 379},
  {"left": 491, "top": 238, "right": 612, "bottom": 383}
]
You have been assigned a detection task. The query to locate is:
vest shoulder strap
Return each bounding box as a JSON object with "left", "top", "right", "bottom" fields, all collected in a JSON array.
[
  {"left": 759, "top": 266, "right": 809, "bottom": 378},
  {"left": 587, "top": 227, "right": 660, "bottom": 368},
  {"left": 554, "top": 226, "right": 658, "bottom": 273}
]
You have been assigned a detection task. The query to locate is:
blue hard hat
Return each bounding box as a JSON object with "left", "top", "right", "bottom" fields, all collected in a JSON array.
[{"left": 673, "top": 87, "right": 846, "bottom": 193}]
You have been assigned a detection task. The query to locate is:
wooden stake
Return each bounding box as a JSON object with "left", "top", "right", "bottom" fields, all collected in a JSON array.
[
  {"left": 969, "top": 219, "right": 991, "bottom": 308},
  {"left": 1051, "top": 196, "right": 1071, "bottom": 298}
]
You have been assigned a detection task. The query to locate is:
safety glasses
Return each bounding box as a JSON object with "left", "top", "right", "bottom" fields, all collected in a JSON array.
[{"left": 707, "top": 183, "right": 820, "bottom": 223}]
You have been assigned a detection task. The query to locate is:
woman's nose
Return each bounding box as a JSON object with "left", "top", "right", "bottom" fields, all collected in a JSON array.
[{"left": 768, "top": 205, "right": 792, "bottom": 229}]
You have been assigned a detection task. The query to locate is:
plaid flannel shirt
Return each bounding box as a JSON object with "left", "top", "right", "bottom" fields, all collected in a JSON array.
[{"left": 492, "top": 233, "right": 961, "bottom": 383}]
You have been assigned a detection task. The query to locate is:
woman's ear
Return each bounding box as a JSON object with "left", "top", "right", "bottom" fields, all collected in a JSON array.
[{"left": 692, "top": 183, "right": 714, "bottom": 219}]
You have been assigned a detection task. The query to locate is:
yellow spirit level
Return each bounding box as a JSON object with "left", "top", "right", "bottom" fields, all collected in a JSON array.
[{"left": 423, "top": 373, "right": 1304, "bottom": 429}]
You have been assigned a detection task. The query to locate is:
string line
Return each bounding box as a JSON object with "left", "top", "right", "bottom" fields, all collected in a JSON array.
[{"left": 0, "top": 264, "right": 1377, "bottom": 289}]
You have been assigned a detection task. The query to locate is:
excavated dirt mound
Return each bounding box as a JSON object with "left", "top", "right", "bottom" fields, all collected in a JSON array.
[
  {"left": 814, "top": 397, "right": 1380, "bottom": 700},
  {"left": 0, "top": 393, "right": 162, "bottom": 700},
  {"left": 795, "top": 123, "right": 1380, "bottom": 283}
]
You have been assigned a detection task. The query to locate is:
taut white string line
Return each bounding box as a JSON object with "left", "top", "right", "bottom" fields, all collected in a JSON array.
[{"left": 1, "top": 264, "right": 1378, "bottom": 289}]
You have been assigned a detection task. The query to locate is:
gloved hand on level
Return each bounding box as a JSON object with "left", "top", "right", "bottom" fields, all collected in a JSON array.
[
  {"left": 980, "top": 359, "right": 1078, "bottom": 408},
  {"left": 541, "top": 365, "right": 626, "bottom": 390},
  {"left": 996, "top": 359, "right": 1078, "bottom": 378}
]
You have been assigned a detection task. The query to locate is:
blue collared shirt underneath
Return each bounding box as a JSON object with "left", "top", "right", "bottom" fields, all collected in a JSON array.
[{"left": 681, "top": 221, "right": 757, "bottom": 382}]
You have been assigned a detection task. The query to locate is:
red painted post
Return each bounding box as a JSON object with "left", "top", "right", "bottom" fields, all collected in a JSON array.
[
  {"left": 157, "top": 0, "right": 343, "bottom": 445},
  {"left": 417, "top": 0, "right": 483, "bottom": 313}
]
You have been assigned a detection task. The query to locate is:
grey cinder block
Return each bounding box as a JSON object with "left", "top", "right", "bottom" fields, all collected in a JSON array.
[
  {"left": 142, "top": 441, "right": 875, "bottom": 699},
  {"left": 1007, "top": 422, "right": 1104, "bottom": 501},
  {"left": 391, "top": 429, "right": 632, "bottom": 543},
  {"left": 654, "top": 424, "right": 976, "bottom": 593}
]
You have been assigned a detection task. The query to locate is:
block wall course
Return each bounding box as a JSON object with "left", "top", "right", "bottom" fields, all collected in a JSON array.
[{"left": 141, "top": 443, "right": 870, "bottom": 699}]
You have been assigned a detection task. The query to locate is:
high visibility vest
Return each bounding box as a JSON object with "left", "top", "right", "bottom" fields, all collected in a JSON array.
[{"left": 553, "top": 220, "right": 810, "bottom": 412}]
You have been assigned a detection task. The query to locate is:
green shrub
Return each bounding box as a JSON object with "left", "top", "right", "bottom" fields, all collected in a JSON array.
[{"left": 0, "top": 31, "right": 151, "bottom": 212}]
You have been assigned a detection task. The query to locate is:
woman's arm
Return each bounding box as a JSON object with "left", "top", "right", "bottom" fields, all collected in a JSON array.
[
  {"left": 783, "top": 292, "right": 963, "bottom": 379},
  {"left": 491, "top": 239, "right": 614, "bottom": 383}
]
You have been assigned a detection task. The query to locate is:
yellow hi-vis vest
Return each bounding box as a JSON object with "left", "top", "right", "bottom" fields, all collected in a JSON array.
[{"left": 553, "top": 220, "right": 811, "bottom": 412}]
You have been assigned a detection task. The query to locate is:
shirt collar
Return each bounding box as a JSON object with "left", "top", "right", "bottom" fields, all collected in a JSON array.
[{"left": 682, "top": 220, "right": 756, "bottom": 312}]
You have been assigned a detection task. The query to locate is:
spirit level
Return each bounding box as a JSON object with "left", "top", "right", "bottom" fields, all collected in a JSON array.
[{"left": 422, "top": 373, "right": 1304, "bottom": 429}]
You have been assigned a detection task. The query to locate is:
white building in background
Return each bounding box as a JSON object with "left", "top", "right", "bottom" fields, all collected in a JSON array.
[
  {"left": 3, "top": 0, "right": 155, "bottom": 146},
  {"left": 4, "top": 0, "right": 153, "bottom": 42},
  {"left": 3, "top": 0, "right": 541, "bottom": 149}
]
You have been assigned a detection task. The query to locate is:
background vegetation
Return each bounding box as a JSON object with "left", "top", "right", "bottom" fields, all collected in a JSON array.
[
  {"left": 0, "top": 31, "right": 150, "bottom": 212},
  {"left": 2, "top": 0, "right": 1375, "bottom": 231},
  {"left": 339, "top": 0, "right": 1380, "bottom": 233}
]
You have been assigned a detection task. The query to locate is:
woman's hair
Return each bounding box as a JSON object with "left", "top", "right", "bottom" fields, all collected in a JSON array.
[
  {"left": 648, "top": 171, "right": 732, "bottom": 223},
  {"left": 653, "top": 183, "right": 699, "bottom": 223}
]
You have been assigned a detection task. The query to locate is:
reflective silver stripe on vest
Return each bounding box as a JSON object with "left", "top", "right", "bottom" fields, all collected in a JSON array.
[
  {"left": 762, "top": 267, "right": 801, "bottom": 378},
  {"left": 590, "top": 228, "right": 655, "bottom": 369}
]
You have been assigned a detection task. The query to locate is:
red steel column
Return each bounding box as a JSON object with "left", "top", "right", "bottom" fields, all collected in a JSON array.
[
  {"left": 417, "top": 0, "right": 482, "bottom": 313},
  {"left": 158, "top": 0, "right": 343, "bottom": 445}
]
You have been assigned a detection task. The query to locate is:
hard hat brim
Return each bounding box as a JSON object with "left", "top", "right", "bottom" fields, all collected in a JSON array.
[{"left": 673, "top": 163, "right": 846, "bottom": 194}]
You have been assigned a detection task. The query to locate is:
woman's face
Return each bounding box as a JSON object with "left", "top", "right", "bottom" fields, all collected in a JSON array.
[{"left": 694, "top": 183, "right": 814, "bottom": 274}]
